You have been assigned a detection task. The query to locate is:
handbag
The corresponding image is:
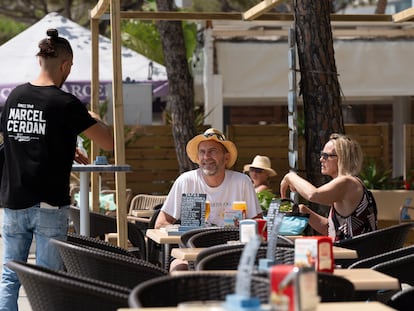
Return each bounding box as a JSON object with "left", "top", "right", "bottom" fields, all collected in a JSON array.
[
  {"left": 267, "top": 198, "right": 309, "bottom": 236},
  {"left": 279, "top": 212, "right": 310, "bottom": 235}
]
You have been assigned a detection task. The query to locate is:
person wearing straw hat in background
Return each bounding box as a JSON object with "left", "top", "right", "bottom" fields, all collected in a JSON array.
[
  {"left": 155, "top": 128, "right": 262, "bottom": 229},
  {"left": 244, "top": 155, "right": 277, "bottom": 193}
]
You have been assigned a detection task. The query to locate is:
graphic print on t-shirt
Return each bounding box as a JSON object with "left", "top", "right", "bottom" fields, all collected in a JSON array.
[{"left": 6, "top": 102, "right": 46, "bottom": 142}]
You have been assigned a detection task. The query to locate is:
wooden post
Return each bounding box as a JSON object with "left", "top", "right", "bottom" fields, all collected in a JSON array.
[
  {"left": 90, "top": 17, "right": 100, "bottom": 213},
  {"left": 110, "top": 0, "right": 128, "bottom": 249}
]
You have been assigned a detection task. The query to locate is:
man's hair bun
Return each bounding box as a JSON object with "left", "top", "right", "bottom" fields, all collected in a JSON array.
[{"left": 47, "top": 29, "right": 59, "bottom": 38}]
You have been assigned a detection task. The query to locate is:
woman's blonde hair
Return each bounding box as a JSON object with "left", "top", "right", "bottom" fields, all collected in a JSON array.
[{"left": 329, "top": 133, "right": 363, "bottom": 176}]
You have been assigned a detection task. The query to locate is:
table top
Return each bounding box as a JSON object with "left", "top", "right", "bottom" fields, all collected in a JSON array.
[
  {"left": 170, "top": 268, "right": 399, "bottom": 291},
  {"left": 146, "top": 228, "right": 183, "bottom": 244},
  {"left": 72, "top": 164, "right": 132, "bottom": 172},
  {"left": 118, "top": 301, "right": 396, "bottom": 311},
  {"left": 334, "top": 268, "right": 400, "bottom": 291},
  {"left": 170, "top": 245, "right": 356, "bottom": 261}
]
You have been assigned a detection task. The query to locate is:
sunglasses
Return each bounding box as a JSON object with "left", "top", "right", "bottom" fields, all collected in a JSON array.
[
  {"left": 203, "top": 131, "right": 226, "bottom": 141},
  {"left": 320, "top": 152, "right": 338, "bottom": 160},
  {"left": 249, "top": 167, "right": 264, "bottom": 173}
]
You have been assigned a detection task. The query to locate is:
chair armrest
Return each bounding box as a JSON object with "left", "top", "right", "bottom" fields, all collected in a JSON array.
[
  {"left": 127, "top": 215, "right": 151, "bottom": 224},
  {"left": 130, "top": 210, "right": 155, "bottom": 218}
]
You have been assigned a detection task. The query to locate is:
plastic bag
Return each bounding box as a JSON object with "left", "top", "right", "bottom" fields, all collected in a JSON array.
[
  {"left": 279, "top": 212, "right": 310, "bottom": 235},
  {"left": 267, "top": 198, "right": 310, "bottom": 236}
]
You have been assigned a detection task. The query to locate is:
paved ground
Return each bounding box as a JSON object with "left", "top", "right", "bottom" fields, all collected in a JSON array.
[{"left": 0, "top": 209, "right": 33, "bottom": 311}]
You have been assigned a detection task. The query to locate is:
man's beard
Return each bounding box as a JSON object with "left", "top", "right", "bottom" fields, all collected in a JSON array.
[
  {"left": 202, "top": 166, "right": 218, "bottom": 176},
  {"left": 202, "top": 164, "right": 219, "bottom": 176}
]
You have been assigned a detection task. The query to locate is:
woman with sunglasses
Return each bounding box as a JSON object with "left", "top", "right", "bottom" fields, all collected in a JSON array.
[{"left": 280, "top": 133, "right": 377, "bottom": 241}]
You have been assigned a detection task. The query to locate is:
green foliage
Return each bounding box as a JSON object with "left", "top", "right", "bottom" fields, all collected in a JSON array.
[
  {"left": 360, "top": 159, "right": 397, "bottom": 189},
  {"left": 256, "top": 189, "right": 276, "bottom": 215},
  {"left": 164, "top": 105, "right": 210, "bottom": 129},
  {"left": 121, "top": 19, "right": 197, "bottom": 66},
  {"left": 121, "top": 20, "right": 164, "bottom": 65},
  {"left": 0, "top": 17, "right": 27, "bottom": 44},
  {"left": 182, "top": 21, "right": 197, "bottom": 62}
]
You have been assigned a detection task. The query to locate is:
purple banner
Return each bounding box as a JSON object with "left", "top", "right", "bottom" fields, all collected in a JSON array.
[{"left": 0, "top": 80, "right": 168, "bottom": 105}]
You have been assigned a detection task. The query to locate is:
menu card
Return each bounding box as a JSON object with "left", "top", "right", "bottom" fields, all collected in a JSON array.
[{"left": 179, "top": 193, "right": 206, "bottom": 231}]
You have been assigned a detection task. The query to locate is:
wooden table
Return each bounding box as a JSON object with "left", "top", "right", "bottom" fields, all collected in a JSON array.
[
  {"left": 170, "top": 268, "right": 399, "bottom": 292},
  {"left": 146, "top": 229, "right": 358, "bottom": 270},
  {"left": 118, "top": 301, "right": 396, "bottom": 311},
  {"left": 146, "top": 229, "right": 182, "bottom": 245},
  {"left": 334, "top": 268, "right": 400, "bottom": 291},
  {"left": 170, "top": 246, "right": 357, "bottom": 262},
  {"left": 146, "top": 229, "right": 182, "bottom": 270}
]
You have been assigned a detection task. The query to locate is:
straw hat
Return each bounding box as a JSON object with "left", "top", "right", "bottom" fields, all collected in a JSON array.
[
  {"left": 243, "top": 155, "right": 277, "bottom": 176},
  {"left": 186, "top": 128, "right": 238, "bottom": 169}
]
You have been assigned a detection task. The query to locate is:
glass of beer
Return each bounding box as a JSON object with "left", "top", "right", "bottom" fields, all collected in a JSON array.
[{"left": 205, "top": 201, "right": 211, "bottom": 222}]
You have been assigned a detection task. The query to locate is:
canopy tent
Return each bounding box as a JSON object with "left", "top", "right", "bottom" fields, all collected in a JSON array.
[{"left": 0, "top": 12, "right": 168, "bottom": 105}]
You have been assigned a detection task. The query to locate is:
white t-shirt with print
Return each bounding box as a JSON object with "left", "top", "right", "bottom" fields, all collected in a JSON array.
[{"left": 161, "top": 169, "right": 262, "bottom": 227}]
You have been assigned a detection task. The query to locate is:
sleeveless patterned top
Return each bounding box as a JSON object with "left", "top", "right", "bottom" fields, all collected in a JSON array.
[{"left": 328, "top": 180, "right": 378, "bottom": 241}]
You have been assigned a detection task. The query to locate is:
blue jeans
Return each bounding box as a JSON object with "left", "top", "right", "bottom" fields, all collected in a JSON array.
[{"left": 0, "top": 204, "right": 69, "bottom": 311}]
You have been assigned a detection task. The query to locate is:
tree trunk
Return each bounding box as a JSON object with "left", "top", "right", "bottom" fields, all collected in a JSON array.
[
  {"left": 155, "top": 0, "right": 197, "bottom": 173},
  {"left": 375, "top": 0, "right": 388, "bottom": 14},
  {"left": 294, "top": 0, "right": 344, "bottom": 187}
]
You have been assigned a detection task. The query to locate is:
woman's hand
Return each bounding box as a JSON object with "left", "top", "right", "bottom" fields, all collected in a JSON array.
[{"left": 280, "top": 173, "right": 296, "bottom": 199}]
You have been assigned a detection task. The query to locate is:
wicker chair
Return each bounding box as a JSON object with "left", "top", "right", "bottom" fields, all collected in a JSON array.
[
  {"left": 51, "top": 239, "right": 167, "bottom": 289},
  {"left": 333, "top": 223, "right": 414, "bottom": 268},
  {"left": 348, "top": 244, "right": 414, "bottom": 269},
  {"left": 372, "top": 253, "right": 414, "bottom": 287},
  {"left": 69, "top": 206, "right": 147, "bottom": 260},
  {"left": 387, "top": 286, "right": 414, "bottom": 311},
  {"left": 186, "top": 226, "right": 294, "bottom": 248},
  {"left": 317, "top": 272, "right": 355, "bottom": 302},
  {"left": 7, "top": 260, "right": 129, "bottom": 311},
  {"left": 67, "top": 232, "right": 138, "bottom": 258},
  {"left": 128, "top": 273, "right": 270, "bottom": 307},
  {"left": 127, "top": 194, "right": 167, "bottom": 224},
  {"left": 179, "top": 227, "right": 217, "bottom": 247},
  {"left": 195, "top": 244, "right": 294, "bottom": 270},
  {"left": 186, "top": 227, "right": 240, "bottom": 248}
]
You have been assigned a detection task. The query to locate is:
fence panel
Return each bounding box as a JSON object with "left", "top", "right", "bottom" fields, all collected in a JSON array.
[{"left": 100, "top": 124, "right": 390, "bottom": 196}]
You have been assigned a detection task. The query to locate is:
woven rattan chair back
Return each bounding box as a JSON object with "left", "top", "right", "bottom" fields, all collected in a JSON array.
[
  {"left": 372, "top": 253, "right": 414, "bottom": 287},
  {"left": 6, "top": 260, "right": 129, "bottom": 311},
  {"left": 333, "top": 223, "right": 414, "bottom": 267},
  {"left": 195, "top": 244, "right": 294, "bottom": 270},
  {"left": 387, "top": 286, "right": 414, "bottom": 311},
  {"left": 51, "top": 239, "right": 167, "bottom": 289},
  {"left": 128, "top": 273, "right": 270, "bottom": 307},
  {"left": 187, "top": 227, "right": 240, "bottom": 248},
  {"left": 67, "top": 232, "right": 137, "bottom": 257},
  {"left": 69, "top": 206, "right": 147, "bottom": 260},
  {"left": 348, "top": 244, "right": 414, "bottom": 269}
]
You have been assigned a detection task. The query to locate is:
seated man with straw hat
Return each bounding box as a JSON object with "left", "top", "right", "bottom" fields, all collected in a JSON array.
[
  {"left": 155, "top": 128, "right": 262, "bottom": 229},
  {"left": 244, "top": 155, "right": 277, "bottom": 193}
]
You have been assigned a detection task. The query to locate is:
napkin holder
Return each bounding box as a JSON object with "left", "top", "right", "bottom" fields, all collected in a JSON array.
[
  {"left": 270, "top": 265, "right": 318, "bottom": 311},
  {"left": 294, "top": 236, "right": 334, "bottom": 273}
]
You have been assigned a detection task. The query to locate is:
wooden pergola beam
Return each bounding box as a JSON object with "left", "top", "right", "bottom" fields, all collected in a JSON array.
[
  {"left": 90, "top": 0, "right": 109, "bottom": 20},
  {"left": 117, "top": 11, "right": 393, "bottom": 22},
  {"left": 393, "top": 7, "right": 414, "bottom": 23},
  {"left": 243, "top": 0, "right": 284, "bottom": 21}
]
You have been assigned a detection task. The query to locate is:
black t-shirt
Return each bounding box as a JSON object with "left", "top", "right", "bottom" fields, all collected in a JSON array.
[{"left": 0, "top": 83, "right": 96, "bottom": 209}]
